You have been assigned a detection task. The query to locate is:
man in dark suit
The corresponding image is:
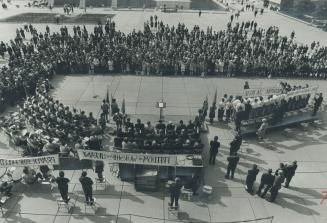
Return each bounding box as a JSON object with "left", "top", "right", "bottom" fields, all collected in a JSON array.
[
  {"left": 256, "top": 169, "right": 275, "bottom": 198},
  {"left": 234, "top": 107, "right": 243, "bottom": 132},
  {"left": 246, "top": 164, "right": 259, "bottom": 194},
  {"left": 284, "top": 161, "right": 297, "bottom": 188},
  {"left": 169, "top": 177, "right": 183, "bottom": 210},
  {"left": 79, "top": 171, "right": 94, "bottom": 205},
  {"left": 209, "top": 136, "right": 220, "bottom": 165},
  {"left": 269, "top": 170, "right": 285, "bottom": 202},
  {"left": 55, "top": 171, "right": 70, "bottom": 203},
  {"left": 229, "top": 133, "right": 242, "bottom": 155},
  {"left": 225, "top": 152, "right": 240, "bottom": 179}
]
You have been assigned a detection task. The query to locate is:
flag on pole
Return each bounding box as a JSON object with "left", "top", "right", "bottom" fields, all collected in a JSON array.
[
  {"left": 121, "top": 95, "right": 126, "bottom": 114},
  {"left": 106, "top": 87, "right": 109, "bottom": 103},
  {"left": 213, "top": 89, "right": 217, "bottom": 105}
]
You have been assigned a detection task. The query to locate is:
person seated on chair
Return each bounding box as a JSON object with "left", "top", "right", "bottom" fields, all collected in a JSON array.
[
  {"left": 135, "top": 133, "right": 145, "bottom": 149},
  {"left": 176, "top": 120, "right": 186, "bottom": 135},
  {"left": 125, "top": 127, "right": 135, "bottom": 139},
  {"left": 144, "top": 139, "right": 152, "bottom": 151},
  {"left": 22, "top": 166, "right": 43, "bottom": 184},
  {"left": 155, "top": 120, "right": 166, "bottom": 134},
  {"left": 186, "top": 120, "right": 195, "bottom": 133},
  {"left": 179, "top": 129, "right": 188, "bottom": 142},
  {"left": 144, "top": 121, "right": 155, "bottom": 135},
  {"left": 0, "top": 181, "right": 13, "bottom": 197},
  {"left": 166, "top": 121, "right": 175, "bottom": 135},
  {"left": 43, "top": 138, "right": 60, "bottom": 154},
  {"left": 114, "top": 136, "right": 123, "bottom": 148},
  {"left": 59, "top": 142, "right": 71, "bottom": 157},
  {"left": 40, "top": 165, "right": 52, "bottom": 180},
  {"left": 124, "top": 118, "right": 134, "bottom": 132},
  {"left": 135, "top": 119, "right": 145, "bottom": 134},
  {"left": 182, "top": 139, "right": 192, "bottom": 152}
]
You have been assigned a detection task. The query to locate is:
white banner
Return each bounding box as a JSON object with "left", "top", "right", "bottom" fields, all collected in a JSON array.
[
  {"left": 0, "top": 155, "right": 59, "bottom": 168},
  {"left": 243, "top": 87, "right": 283, "bottom": 98},
  {"left": 77, "top": 150, "right": 177, "bottom": 166},
  {"left": 286, "top": 86, "right": 318, "bottom": 97}
]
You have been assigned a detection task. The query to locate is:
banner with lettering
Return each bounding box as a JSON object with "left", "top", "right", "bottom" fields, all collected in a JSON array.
[
  {"left": 243, "top": 87, "right": 283, "bottom": 98},
  {"left": 77, "top": 150, "right": 177, "bottom": 166},
  {"left": 286, "top": 86, "right": 318, "bottom": 98},
  {"left": 0, "top": 155, "right": 59, "bottom": 168}
]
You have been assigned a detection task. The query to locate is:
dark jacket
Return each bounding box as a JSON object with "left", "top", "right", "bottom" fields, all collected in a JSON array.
[
  {"left": 227, "top": 155, "right": 240, "bottom": 168},
  {"left": 260, "top": 173, "right": 275, "bottom": 186},
  {"left": 284, "top": 164, "right": 297, "bottom": 178},
  {"left": 79, "top": 176, "right": 93, "bottom": 193},
  {"left": 272, "top": 175, "right": 285, "bottom": 190},
  {"left": 169, "top": 181, "right": 183, "bottom": 196},
  {"left": 246, "top": 169, "right": 259, "bottom": 182},
  {"left": 95, "top": 161, "right": 104, "bottom": 173},
  {"left": 210, "top": 140, "right": 220, "bottom": 154},
  {"left": 56, "top": 176, "right": 70, "bottom": 190}
]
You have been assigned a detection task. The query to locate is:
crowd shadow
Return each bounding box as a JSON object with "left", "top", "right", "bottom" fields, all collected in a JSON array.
[{"left": 275, "top": 196, "right": 321, "bottom": 217}]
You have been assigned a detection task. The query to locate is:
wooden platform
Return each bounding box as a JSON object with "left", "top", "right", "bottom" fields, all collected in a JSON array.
[{"left": 240, "top": 109, "right": 323, "bottom": 136}]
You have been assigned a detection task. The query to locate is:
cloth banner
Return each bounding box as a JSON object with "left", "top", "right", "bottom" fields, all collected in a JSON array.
[
  {"left": 0, "top": 155, "right": 59, "bottom": 168},
  {"left": 243, "top": 87, "right": 282, "bottom": 98},
  {"left": 77, "top": 150, "right": 177, "bottom": 166},
  {"left": 286, "top": 86, "right": 318, "bottom": 98}
]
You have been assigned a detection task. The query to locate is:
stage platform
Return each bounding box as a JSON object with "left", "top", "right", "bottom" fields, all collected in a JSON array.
[
  {"left": 240, "top": 108, "right": 324, "bottom": 136},
  {"left": 155, "top": 0, "right": 191, "bottom": 9}
]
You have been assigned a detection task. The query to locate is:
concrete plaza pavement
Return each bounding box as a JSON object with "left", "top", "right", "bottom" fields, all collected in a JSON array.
[
  {"left": 0, "top": 1, "right": 327, "bottom": 45},
  {"left": 0, "top": 75, "right": 327, "bottom": 223},
  {"left": 1, "top": 3, "right": 327, "bottom": 223}
]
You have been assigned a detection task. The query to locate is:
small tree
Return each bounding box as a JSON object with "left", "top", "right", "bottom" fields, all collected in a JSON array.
[{"left": 293, "top": 0, "right": 315, "bottom": 14}]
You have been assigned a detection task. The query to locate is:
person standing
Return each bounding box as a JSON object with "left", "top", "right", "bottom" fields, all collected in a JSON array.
[
  {"left": 256, "top": 169, "right": 275, "bottom": 198},
  {"left": 229, "top": 133, "right": 242, "bottom": 155},
  {"left": 209, "top": 136, "right": 220, "bottom": 165},
  {"left": 313, "top": 93, "right": 323, "bottom": 116},
  {"left": 79, "top": 171, "right": 94, "bottom": 205},
  {"left": 99, "top": 113, "right": 106, "bottom": 134},
  {"left": 284, "top": 161, "right": 297, "bottom": 188},
  {"left": 245, "top": 164, "right": 259, "bottom": 194},
  {"left": 234, "top": 107, "right": 243, "bottom": 132},
  {"left": 55, "top": 171, "right": 70, "bottom": 203},
  {"left": 169, "top": 177, "right": 183, "bottom": 210},
  {"left": 101, "top": 99, "right": 110, "bottom": 122},
  {"left": 209, "top": 104, "right": 216, "bottom": 124},
  {"left": 244, "top": 81, "right": 250, "bottom": 89},
  {"left": 225, "top": 152, "right": 240, "bottom": 179},
  {"left": 269, "top": 170, "right": 285, "bottom": 202},
  {"left": 217, "top": 98, "right": 225, "bottom": 122},
  {"left": 95, "top": 161, "right": 104, "bottom": 182},
  {"left": 257, "top": 118, "right": 268, "bottom": 140}
]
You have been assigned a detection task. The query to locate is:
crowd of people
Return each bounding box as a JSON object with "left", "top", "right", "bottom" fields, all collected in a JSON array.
[
  {"left": 108, "top": 99, "right": 207, "bottom": 154},
  {"left": 208, "top": 82, "right": 323, "bottom": 134},
  {"left": 1, "top": 17, "right": 327, "bottom": 113},
  {"left": 1, "top": 80, "right": 103, "bottom": 157},
  {"left": 209, "top": 134, "right": 298, "bottom": 202}
]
